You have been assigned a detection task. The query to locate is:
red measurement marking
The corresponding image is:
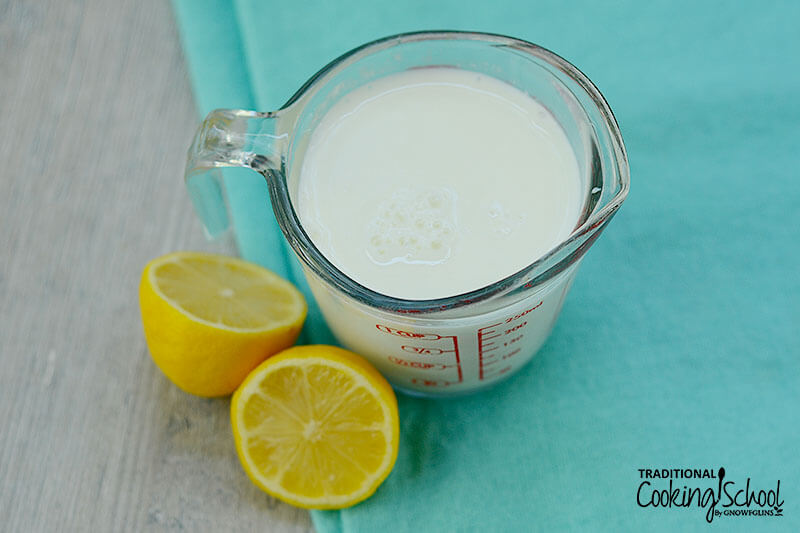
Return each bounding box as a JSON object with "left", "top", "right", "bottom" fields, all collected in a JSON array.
[
  {"left": 505, "top": 321, "right": 527, "bottom": 334},
  {"left": 452, "top": 335, "right": 462, "bottom": 383},
  {"left": 477, "top": 302, "right": 544, "bottom": 380},
  {"left": 503, "top": 334, "right": 523, "bottom": 347},
  {"left": 479, "top": 323, "right": 502, "bottom": 336},
  {"left": 375, "top": 324, "right": 442, "bottom": 340},
  {"left": 381, "top": 330, "right": 463, "bottom": 385},
  {"left": 484, "top": 365, "right": 514, "bottom": 380},
  {"left": 401, "top": 345, "right": 448, "bottom": 355},
  {"left": 411, "top": 378, "right": 454, "bottom": 387},
  {"left": 477, "top": 322, "right": 502, "bottom": 380},
  {"left": 388, "top": 356, "right": 451, "bottom": 370},
  {"left": 504, "top": 301, "right": 543, "bottom": 323}
]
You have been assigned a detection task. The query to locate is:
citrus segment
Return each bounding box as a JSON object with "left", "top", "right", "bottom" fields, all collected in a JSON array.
[
  {"left": 139, "top": 252, "right": 306, "bottom": 396},
  {"left": 231, "top": 345, "right": 399, "bottom": 509}
]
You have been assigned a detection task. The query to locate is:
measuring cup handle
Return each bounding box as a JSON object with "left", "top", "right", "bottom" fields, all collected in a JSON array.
[{"left": 185, "top": 108, "right": 288, "bottom": 238}]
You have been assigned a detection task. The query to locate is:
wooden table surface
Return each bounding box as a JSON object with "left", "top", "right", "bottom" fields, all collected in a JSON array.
[{"left": 0, "top": 1, "right": 314, "bottom": 530}]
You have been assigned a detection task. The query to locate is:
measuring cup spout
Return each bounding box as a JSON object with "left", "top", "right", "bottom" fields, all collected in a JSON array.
[{"left": 185, "top": 109, "right": 289, "bottom": 237}]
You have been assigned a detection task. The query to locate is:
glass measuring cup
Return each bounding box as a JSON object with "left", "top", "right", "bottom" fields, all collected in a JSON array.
[{"left": 185, "top": 31, "right": 629, "bottom": 397}]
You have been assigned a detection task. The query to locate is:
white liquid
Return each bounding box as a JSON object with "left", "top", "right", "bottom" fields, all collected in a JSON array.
[{"left": 296, "top": 68, "right": 582, "bottom": 300}]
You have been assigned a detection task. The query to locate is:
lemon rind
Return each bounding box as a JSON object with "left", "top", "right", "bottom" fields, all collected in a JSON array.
[{"left": 232, "top": 355, "right": 398, "bottom": 509}]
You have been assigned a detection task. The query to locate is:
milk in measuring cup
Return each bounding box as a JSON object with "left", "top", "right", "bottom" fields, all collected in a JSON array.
[
  {"left": 297, "top": 68, "right": 581, "bottom": 299},
  {"left": 295, "top": 67, "right": 584, "bottom": 394}
]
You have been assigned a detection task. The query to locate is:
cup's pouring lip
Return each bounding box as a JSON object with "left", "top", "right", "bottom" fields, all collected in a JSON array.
[{"left": 269, "top": 30, "right": 630, "bottom": 314}]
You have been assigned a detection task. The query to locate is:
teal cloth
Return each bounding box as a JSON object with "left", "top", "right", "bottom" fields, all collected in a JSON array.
[{"left": 172, "top": 1, "right": 800, "bottom": 531}]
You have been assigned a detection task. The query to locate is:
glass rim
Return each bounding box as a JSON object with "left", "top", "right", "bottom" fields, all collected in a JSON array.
[{"left": 267, "top": 30, "right": 630, "bottom": 314}]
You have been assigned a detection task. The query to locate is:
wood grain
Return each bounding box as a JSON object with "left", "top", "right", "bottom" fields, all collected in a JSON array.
[{"left": 0, "top": 1, "right": 313, "bottom": 530}]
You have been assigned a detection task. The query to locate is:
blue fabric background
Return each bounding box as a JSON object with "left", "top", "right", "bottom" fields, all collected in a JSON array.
[{"left": 172, "top": 1, "right": 800, "bottom": 531}]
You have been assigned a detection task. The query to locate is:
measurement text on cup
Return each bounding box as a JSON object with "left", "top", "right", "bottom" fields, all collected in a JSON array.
[
  {"left": 375, "top": 324, "right": 462, "bottom": 386},
  {"left": 477, "top": 301, "right": 542, "bottom": 381}
]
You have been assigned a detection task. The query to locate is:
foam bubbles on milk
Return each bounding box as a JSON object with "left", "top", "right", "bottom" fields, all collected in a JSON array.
[{"left": 367, "top": 187, "right": 457, "bottom": 266}]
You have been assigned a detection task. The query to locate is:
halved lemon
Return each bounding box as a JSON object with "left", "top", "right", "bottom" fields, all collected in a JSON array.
[
  {"left": 139, "top": 252, "right": 306, "bottom": 397},
  {"left": 231, "top": 345, "right": 399, "bottom": 509}
]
